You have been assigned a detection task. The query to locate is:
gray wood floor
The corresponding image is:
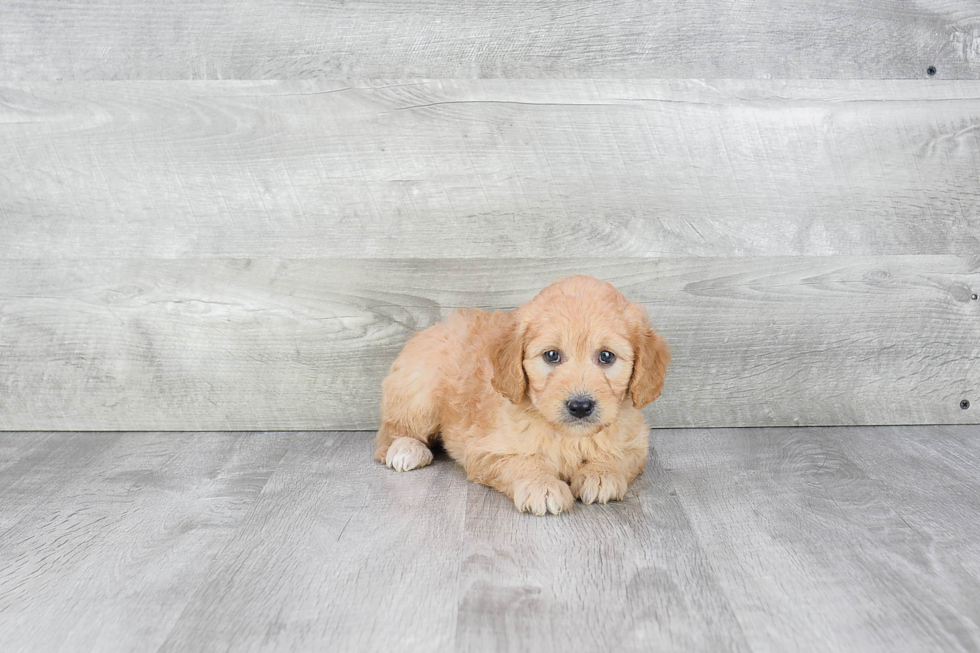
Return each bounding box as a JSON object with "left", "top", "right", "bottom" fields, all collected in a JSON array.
[{"left": 1, "top": 427, "right": 978, "bottom": 652}]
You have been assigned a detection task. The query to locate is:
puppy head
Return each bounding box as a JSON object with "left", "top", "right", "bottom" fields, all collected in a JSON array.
[{"left": 491, "top": 275, "right": 670, "bottom": 436}]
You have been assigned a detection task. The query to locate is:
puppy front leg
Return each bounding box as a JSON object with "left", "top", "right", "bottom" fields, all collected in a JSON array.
[
  {"left": 570, "top": 464, "right": 630, "bottom": 505},
  {"left": 570, "top": 442, "right": 648, "bottom": 505},
  {"left": 469, "top": 453, "right": 574, "bottom": 516}
]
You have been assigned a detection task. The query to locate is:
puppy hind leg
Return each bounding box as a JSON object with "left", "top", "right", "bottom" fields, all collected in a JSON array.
[
  {"left": 383, "top": 436, "right": 434, "bottom": 472},
  {"left": 374, "top": 358, "right": 441, "bottom": 470},
  {"left": 375, "top": 408, "right": 439, "bottom": 469},
  {"left": 376, "top": 410, "right": 438, "bottom": 472}
]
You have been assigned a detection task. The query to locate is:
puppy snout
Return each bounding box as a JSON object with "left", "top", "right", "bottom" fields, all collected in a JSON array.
[{"left": 565, "top": 395, "right": 596, "bottom": 419}]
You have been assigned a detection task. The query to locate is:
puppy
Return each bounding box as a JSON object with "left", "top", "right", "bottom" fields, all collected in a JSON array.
[{"left": 374, "top": 275, "right": 670, "bottom": 516}]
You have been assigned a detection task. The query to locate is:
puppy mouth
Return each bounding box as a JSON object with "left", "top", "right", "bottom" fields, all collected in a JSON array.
[
  {"left": 558, "top": 409, "right": 603, "bottom": 428},
  {"left": 554, "top": 414, "right": 604, "bottom": 437},
  {"left": 559, "top": 413, "right": 601, "bottom": 426}
]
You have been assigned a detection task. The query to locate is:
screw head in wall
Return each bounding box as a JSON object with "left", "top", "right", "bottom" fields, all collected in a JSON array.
[
  {"left": 962, "top": 400, "right": 971, "bottom": 410},
  {"left": 973, "top": 293, "right": 979, "bottom": 301},
  {"left": 927, "top": 65, "right": 937, "bottom": 76}
]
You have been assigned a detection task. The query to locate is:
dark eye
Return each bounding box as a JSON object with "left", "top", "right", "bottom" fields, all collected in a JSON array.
[
  {"left": 543, "top": 350, "right": 562, "bottom": 364},
  {"left": 598, "top": 350, "right": 616, "bottom": 365}
]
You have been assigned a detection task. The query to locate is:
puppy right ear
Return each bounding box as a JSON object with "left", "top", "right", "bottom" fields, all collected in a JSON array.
[
  {"left": 627, "top": 304, "right": 671, "bottom": 410},
  {"left": 490, "top": 313, "right": 526, "bottom": 404}
]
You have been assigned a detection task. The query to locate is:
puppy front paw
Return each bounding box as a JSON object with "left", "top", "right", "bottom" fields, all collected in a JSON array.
[
  {"left": 570, "top": 470, "right": 628, "bottom": 504},
  {"left": 384, "top": 437, "right": 434, "bottom": 472},
  {"left": 512, "top": 476, "right": 575, "bottom": 516}
]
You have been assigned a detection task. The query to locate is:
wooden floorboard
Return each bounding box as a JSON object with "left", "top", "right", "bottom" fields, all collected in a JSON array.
[
  {"left": 832, "top": 425, "right": 980, "bottom": 646},
  {"left": 653, "top": 426, "right": 980, "bottom": 652},
  {"left": 454, "top": 446, "right": 750, "bottom": 652},
  {"left": 0, "top": 432, "right": 291, "bottom": 652},
  {"left": 0, "top": 432, "right": 120, "bottom": 535},
  {"left": 158, "top": 432, "right": 469, "bottom": 653},
  {"left": 0, "top": 427, "right": 978, "bottom": 652}
]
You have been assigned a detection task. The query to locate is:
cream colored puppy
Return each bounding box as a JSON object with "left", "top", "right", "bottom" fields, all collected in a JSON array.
[{"left": 374, "top": 275, "right": 670, "bottom": 516}]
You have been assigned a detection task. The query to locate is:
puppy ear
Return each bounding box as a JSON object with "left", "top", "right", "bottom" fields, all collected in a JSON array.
[
  {"left": 490, "top": 313, "right": 526, "bottom": 404},
  {"left": 629, "top": 310, "right": 671, "bottom": 409}
]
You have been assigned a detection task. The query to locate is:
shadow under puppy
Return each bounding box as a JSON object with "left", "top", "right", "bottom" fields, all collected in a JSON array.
[{"left": 374, "top": 275, "right": 670, "bottom": 516}]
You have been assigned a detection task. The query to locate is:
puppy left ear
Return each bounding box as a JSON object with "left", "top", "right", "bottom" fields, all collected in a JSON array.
[
  {"left": 629, "top": 310, "right": 671, "bottom": 409},
  {"left": 490, "top": 313, "right": 527, "bottom": 404}
]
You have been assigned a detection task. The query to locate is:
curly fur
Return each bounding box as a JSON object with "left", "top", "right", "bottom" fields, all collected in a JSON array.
[{"left": 374, "top": 275, "right": 670, "bottom": 516}]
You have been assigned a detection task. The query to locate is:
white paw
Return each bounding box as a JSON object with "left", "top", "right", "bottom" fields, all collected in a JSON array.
[
  {"left": 570, "top": 471, "right": 628, "bottom": 504},
  {"left": 384, "top": 437, "right": 433, "bottom": 472},
  {"left": 513, "top": 477, "right": 575, "bottom": 516}
]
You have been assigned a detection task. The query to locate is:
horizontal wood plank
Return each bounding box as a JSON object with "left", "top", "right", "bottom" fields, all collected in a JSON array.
[
  {"left": 455, "top": 444, "right": 750, "bottom": 652},
  {"left": 2, "top": 80, "right": 980, "bottom": 259},
  {"left": 159, "top": 432, "right": 467, "bottom": 652},
  {"left": 0, "top": 431, "right": 290, "bottom": 651},
  {"left": 1, "top": 1, "right": 979, "bottom": 80},
  {"left": 2, "top": 427, "right": 979, "bottom": 650},
  {"left": 654, "top": 426, "right": 980, "bottom": 652},
  {"left": 0, "top": 257, "right": 976, "bottom": 430}
]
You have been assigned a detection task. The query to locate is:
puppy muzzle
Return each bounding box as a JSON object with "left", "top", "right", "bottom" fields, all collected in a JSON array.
[{"left": 564, "top": 394, "right": 597, "bottom": 421}]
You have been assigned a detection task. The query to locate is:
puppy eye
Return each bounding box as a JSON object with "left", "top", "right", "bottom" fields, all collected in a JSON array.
[
  {"left": 543, "top": 350, "right": 562, "bottom": 364},
  {"left": 598, "top": 350, "right": 616, "bottom": 365}
]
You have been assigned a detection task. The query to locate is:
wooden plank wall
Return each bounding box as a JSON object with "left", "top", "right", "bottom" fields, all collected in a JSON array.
[{"left": 1, "top": 2, "right": 978, "bottom": 429}]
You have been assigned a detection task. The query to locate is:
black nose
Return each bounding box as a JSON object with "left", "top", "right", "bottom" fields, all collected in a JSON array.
[{"left": 566, "top": 396, "right": 595, "bottom": 419}]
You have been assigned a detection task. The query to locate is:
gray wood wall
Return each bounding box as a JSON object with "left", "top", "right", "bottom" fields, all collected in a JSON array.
[{"left": 1, "top": 1, "right": 978, "bottom": 429}]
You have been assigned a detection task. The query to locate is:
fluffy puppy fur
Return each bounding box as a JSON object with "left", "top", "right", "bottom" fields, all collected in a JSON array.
[{"left": 374, "top": 275, "right": 670, "bottom": 516}]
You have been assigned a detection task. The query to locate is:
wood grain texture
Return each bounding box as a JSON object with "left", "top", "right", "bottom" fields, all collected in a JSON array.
[
  {"left": 455, "top": 446, "right": 750, "bottom": 652},
  {"left": 832, "top": 425, "right": 980, "bottom": 628},
  {"left": 653, "top": 426, "right": 980, "bottom": 652},
  {"left": 158, "top": 432, "right": 468, "bottom": 652},
  {"left": 1, "top": 0, "right": 979, "bottom": 80},
  {"left": 1, "top": 256, "right": 976, "bottom": 431},
  {"left": 0, "top": 432, "right": 118, "bottom": 533},
  {"left": 0, "top": 431, "right": 291, "bottom": 652},
  {"left": 2, "top": 80, "right": 980, "bottom": 259},
  {"left": 1, "top": 427, "right": 979, "bottom": 651}
]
